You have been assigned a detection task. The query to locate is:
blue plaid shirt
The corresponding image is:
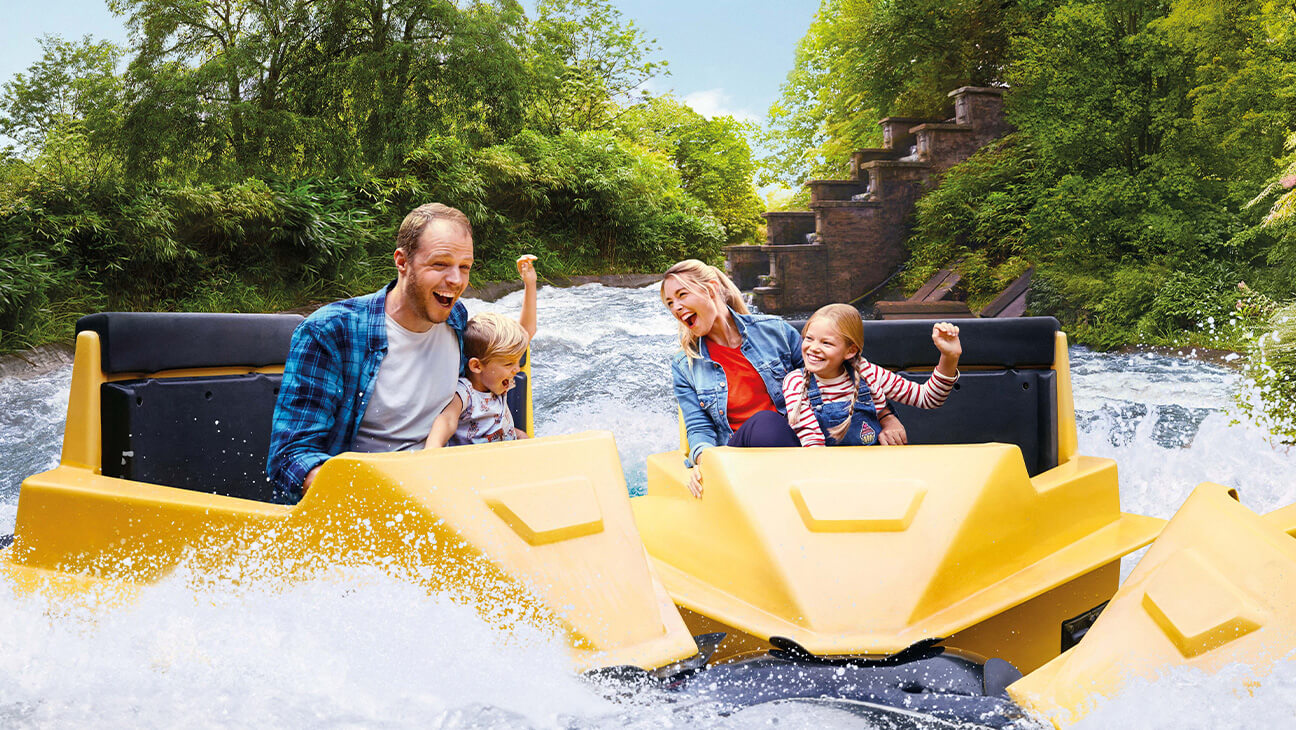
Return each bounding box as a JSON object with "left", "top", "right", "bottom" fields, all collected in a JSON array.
[{"left": 266, "top": 282, "right": 468, "bottom": 502}]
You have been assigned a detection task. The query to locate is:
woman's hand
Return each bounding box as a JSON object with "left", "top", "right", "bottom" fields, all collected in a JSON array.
[
  {"left": 878, "top": 413, "right": 907, "bottom": 445},
  {"left": 687, "top": 465, "right": 704, "bottom": 498}
]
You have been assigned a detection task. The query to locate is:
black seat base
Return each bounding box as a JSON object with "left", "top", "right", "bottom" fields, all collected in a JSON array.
[{"left": 102, "top": 374, "right": 282, "bottom": 502}]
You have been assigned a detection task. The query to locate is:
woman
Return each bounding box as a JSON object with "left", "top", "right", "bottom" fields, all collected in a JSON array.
[{"left": 661, "top": 260, "right": 905, "bottom": 497}]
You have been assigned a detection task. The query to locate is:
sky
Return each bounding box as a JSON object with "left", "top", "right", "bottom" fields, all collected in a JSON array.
[{"left": 1, "top": 0, "right": 823, "bottom": 131}]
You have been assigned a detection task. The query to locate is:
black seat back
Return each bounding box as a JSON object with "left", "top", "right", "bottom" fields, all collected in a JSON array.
[
  {"left": 81, "top": 312, "right": 532, "bottom": 502},
  {"left": 788, "top": 316, "right": 1062, "bottom": 475},
  {"left": 101, "top": 374, "right": 285, "bottom": 501},
  {"left": 81, "top": 312, "right": 304, "bottom": 502}
]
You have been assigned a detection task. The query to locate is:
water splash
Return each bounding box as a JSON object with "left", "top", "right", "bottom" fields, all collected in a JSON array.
[
  {"left": 0, "top": 562, "right": 611, "bottom": 729},
  {"left": 3, "top": 285, "right": 1296, "bottom": 727},
  {"left": 0, "top": 367, "right": 70, "bottom": 507},
  {"left": 1074, "top": 658, "right": 1296, "bottom": 729}
]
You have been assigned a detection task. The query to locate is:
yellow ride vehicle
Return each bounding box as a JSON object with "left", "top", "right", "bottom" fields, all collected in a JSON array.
[
  {"left": 633, "top": 317, "right": 1165, "bottom": 673},
  {"left": 4, "top": 311, "right": 1293, "bottom": 727},
  {"left": 0, "top": 312, "right": 698, "bottom": 674}
]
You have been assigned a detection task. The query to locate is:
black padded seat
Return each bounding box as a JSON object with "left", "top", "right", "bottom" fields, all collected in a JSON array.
[
  {"left": 786, "top": 316, "right": 1059, "bottom": 370},
  {"left": 78, "top": 311, "right": 304, "bottom": 374},
  {"left": 890, "top": 369, "right": 1058, "bottom": 475},
  {"left": 80, "top": 312, "right": 306, "bottom": 502},
  {"left": 785, "top": 316, "right": 1062, "bottom": 475},
  {"left": 101, "top": 374, "right": 283, "bottom": 501}
]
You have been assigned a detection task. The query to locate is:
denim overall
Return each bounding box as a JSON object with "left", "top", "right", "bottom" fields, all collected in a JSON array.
[{"left": 806, "top": 371, "right": 883, "bottom": 446}]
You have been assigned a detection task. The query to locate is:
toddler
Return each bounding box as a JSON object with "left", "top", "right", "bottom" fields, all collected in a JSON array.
[
  {"left": 426, "top": 255, "right": 538, "bottom": 447},
  {"left": 782, "top": 304, "right": 962, "bottom": 447}
]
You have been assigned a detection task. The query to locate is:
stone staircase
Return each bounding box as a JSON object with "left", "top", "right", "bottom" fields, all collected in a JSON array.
[{"left": 726, "top": 87, "right": 1011, "bottom": 315}]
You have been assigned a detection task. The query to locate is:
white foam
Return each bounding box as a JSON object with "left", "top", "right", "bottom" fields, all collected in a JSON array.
[
  {"left": 1074, "top": 657, "right": 1296, "bottom": 729},
  {"left": 3, "top": 288, "right": 1296, "bottom": 726},
  {"left": 0, "top": 562, "right": 612, "bottom": 728}
]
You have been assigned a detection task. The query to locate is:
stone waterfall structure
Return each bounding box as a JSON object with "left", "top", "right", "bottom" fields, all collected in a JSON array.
[{"left": 726, "top": 87, "right": 1011, "bottom": 315}]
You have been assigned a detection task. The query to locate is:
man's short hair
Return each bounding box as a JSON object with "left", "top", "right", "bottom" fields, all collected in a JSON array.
[
  {"left": 396, "top": 203, "right": 472, "bottom": 257},
  {"left": 463, "top": 312, "right": 529, "bottom": 364}
]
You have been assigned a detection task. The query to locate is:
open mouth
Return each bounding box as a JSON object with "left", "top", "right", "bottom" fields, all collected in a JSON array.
[
  {"left": 432, "top": 292, "right": 455, "bottom": 308},
  {"left": 681, "top": 312, "right": 698, "bottom": 328},
  {"left": 501, "top": 378, "right": 512, "bottom": 391}
]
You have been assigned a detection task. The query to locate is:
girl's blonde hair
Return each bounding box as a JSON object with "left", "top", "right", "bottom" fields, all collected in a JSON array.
[
  {"left": 794, "top": 303, "right": 866, "bottom": 443},
  {"left": 463, "top": 312, "right": 529, "bottom": 364},
  {"left": 660, "top": 259, "right": 749, "bottom": 359}
]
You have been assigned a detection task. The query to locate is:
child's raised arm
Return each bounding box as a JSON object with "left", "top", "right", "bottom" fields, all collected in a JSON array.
[
  {"left": 517, "top": 254, "right": 538, "bottom": 339},
  {"left": 932, "top": 321, "right": 962, "bottom": 377},
  {"left": 425, "top": 393, "right": 465, "bottom": 449}
]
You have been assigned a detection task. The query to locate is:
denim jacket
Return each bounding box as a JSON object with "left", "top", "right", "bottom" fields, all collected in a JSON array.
[{"left": 670, "top": 310, "right": 803, "bottom": 466}]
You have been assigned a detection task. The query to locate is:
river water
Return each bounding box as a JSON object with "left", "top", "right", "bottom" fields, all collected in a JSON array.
[{"left": 1, "top": 284, "right": 1294, "bottom": 728}]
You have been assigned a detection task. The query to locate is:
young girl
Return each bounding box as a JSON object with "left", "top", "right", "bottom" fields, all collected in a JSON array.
[
  {"left": 782, "top": 304, "right": 962, "bottom": 447},
  {"left": 425, "top": 255, "right": 538, "bottom": 447}
]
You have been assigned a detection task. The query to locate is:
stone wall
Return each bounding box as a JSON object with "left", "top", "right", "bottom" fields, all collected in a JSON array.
[
  {"left": 763, "top": 211, "right": 817, "bottom": 245},
  {"left": 732, "top": 87, "right": 1011, "bottom": 315}
]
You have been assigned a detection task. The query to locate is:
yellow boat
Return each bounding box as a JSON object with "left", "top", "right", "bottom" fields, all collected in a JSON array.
[
  {"left": 3, "top": 311, "right": 1293, "bottom": 725},
  {"left": 634, "top": 317, "right": 1163, "bottom": 674},
  {"left": 1009, "top": 481, "right": 1296, "bottom": 727},
  {"left": 0, "top": 312, "right": 698, "bottom": 674}
]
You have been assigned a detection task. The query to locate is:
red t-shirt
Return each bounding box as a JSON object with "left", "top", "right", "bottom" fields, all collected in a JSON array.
[{"left": 707, "top": 340, "right": 777, "bottom": 431}]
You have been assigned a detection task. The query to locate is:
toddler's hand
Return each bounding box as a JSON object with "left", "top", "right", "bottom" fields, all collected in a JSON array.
[
  {"left": 516, "top": 254, "right": 538, "bottom": 287},
  {"left": 932, "top": 321, "right": 962, "bottom": 357}
]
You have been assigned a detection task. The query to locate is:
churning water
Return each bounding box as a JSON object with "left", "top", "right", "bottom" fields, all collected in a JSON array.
[{"left": 2, "top": 284, "right": 1294, "bottom": 728}]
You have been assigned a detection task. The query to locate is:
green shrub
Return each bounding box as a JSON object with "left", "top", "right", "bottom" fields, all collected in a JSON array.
[{"left": 1238, "top": 303, "right": 1296, "bottom": 445}]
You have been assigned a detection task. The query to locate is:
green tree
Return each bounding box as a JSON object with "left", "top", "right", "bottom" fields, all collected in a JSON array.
[
  {"left": 111, "top": 0, "right": 322, "bottom": 176},
  {"left": 0, "top": 35, "right": 124, "bottom": 157},
  {"left": 524, "top": 0, "right": 667, "bottom": 133},
  {"left": 763, "top": 0, "right": 1044, "bottom": 184},
  {"left": 619, "top": 96, "right": 763, "bottom": 245}
]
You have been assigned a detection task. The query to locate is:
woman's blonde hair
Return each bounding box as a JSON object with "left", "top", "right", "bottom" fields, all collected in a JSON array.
[
  {"left": 463, "top": 312, "right": 529, "bottom": 364},
  {"left": 793, "top": 303, "right": 866, "bottom": 443},
  {"left": 660, "top": 259, "right": 749, "bottom": 359}
]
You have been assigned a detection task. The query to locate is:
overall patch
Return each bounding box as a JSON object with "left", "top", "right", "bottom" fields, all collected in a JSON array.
[{"left": 859, "top": 421, "right": 877, "bottom": 445}]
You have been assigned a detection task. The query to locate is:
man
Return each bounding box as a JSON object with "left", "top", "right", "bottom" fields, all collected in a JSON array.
[{"left": 266, "top": 203, "right": 474, "bottom": 502}]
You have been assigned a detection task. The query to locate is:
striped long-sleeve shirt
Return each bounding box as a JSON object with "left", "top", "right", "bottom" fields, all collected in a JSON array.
[{"left": 782, "top": 360, "right": 958, "bottom": 447}]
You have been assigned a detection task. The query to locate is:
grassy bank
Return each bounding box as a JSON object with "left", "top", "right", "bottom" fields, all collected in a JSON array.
[{"left": 0, "top": 131, "right": 729, "bottom": 357}]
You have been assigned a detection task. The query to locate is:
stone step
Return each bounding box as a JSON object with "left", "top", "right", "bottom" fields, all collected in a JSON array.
[
  {"left": 763, "top": 210, "right": 817, "bottom": 245},
  {"left": 880, "top": 116, "right": 943, "bottom": 155},
  {"left": 855, "top": 159, "right": 934, "bottom": 201},
  {"left": 851, "top": 148, "right": 904, "bottom": 178},
  {"left": 808, "top": 199, "right": 885, "bottom": 209},
  {"left": 724, "top": 244, "right": 769, "bottom": 291},
  {"left": 979, "top": 268, "right": 1034, "bottom": 318},
  {"left": 910, "top": 122, "right": 981, "bottom": 170},
  {"left": 808, "top": 178, "right": 870, "bottom": 203},
  {"left": 949, "top": 86, "right": 1009, "bottom": 135},
  {"left": 873, "top": 300, "right": 975, "bottom": 320}
]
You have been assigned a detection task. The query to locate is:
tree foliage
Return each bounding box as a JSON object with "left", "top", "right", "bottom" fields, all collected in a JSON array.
[
  {"left": 0, "top": 35, "right": 123, "bottom": 156},
  {"left": 763, "top": 0, "right": 1043, "bottom": 184},
  {"left": 0, "top": 0, "right": 760, "bottom": 354},
  {"left": 760, "top": 0, "right": 1296, "bottom": 427}
]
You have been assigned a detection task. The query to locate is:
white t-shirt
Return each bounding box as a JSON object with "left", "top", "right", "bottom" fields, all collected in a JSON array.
[
  {"left": 449, "top": 377, "right": 517, "bottom": 446},
  {"left": 352, "top": 315, "right": 460, "bottom": 452}
]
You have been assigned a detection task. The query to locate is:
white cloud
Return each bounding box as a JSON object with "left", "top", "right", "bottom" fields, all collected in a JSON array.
[{"left": 681, "top": 89, "right": 758, "bottom": 123}]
